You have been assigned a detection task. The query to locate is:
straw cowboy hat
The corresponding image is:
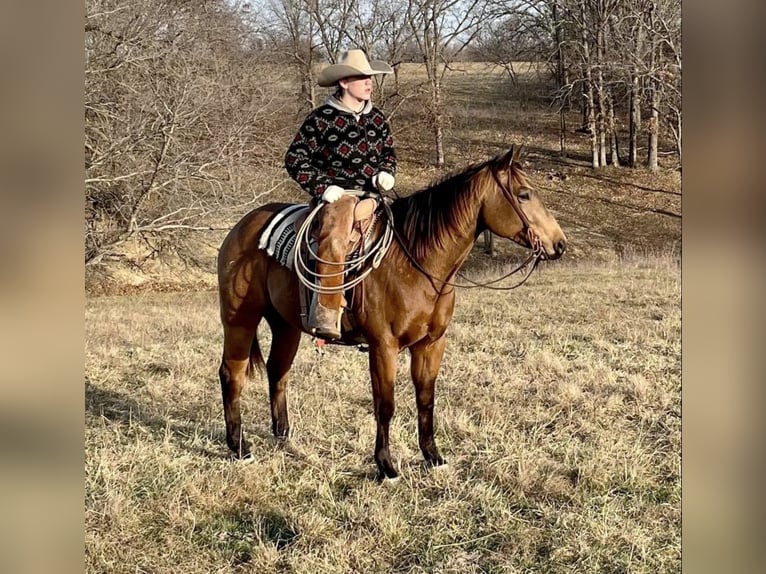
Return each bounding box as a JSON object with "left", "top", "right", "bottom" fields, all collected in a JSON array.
[{"left": 317, "top": 49, "right": 393, "bottom": 87}]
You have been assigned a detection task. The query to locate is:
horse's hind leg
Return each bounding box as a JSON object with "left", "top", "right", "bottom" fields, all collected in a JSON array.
[
  {"left": 265, "top": 313, "right": 301, "bottom": 439},
  {"left": 410, "top": 336, "right": 447, "bottom": 467},
  {"left": 219, "top": 324, "right": 258, "bottom": 458}
]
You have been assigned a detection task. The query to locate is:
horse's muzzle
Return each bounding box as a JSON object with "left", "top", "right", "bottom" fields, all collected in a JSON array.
[{"left": 542, "top": 238, "right": 567, "bottom": 260}]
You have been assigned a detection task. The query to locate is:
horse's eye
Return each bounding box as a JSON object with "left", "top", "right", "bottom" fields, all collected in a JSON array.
[{"left": 518, "top": 190, "right": 531, "bottom": 201}]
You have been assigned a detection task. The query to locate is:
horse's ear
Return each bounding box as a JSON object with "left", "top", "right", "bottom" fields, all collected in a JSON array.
[
  {"left": 501, "top": 145, "right": 515, "bottom": 167},
  {"left": 513, "top": 145, "right": 524, "bottom": 163}
]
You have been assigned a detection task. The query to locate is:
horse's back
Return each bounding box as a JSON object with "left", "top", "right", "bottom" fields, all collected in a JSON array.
[
  {"left": 220, "top": 202, "right": 298, "bottom": 254},
  {"left": 218, "top": 202, "right": 304, "bottom": 328}
]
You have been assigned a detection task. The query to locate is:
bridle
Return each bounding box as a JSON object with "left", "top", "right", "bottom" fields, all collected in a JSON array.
[
  {"left": 382, "top": 162, "right": 545, "bottom": 292},
  {"left": 490, "top": 165, "right": 542, "bottom": 256}
]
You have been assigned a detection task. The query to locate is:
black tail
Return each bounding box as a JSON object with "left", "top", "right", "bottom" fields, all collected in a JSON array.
[{"left": 246, "top": 332, "right": 265, "bottom": 379}]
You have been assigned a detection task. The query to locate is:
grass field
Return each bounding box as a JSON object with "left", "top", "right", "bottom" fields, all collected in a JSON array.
[
  {"left": 85, "top": 255, "right": 680, "bottom": 573},
  {"left": 85, "top": 56, "right": 681, "bottom": 572}
]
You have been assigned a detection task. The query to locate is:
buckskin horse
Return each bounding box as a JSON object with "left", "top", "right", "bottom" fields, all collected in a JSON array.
[{"left": 217, "top": 146, "right": 567, "bottom": 479}]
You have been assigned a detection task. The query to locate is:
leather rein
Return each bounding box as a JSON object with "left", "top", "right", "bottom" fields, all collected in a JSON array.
[{"left": 380, "top": 164, "right": 544, "bottom": 292}]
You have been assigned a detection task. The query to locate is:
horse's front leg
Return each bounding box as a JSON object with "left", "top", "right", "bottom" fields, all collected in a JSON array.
[
  {"left": 265, "top": 315, "right": 302, "bottom": 439},
  {"left": 410, "top": 336, "right": 447, "bottom": 467},
  {"left": 368, "top": 340, "right": 399, "bottom": 480}
]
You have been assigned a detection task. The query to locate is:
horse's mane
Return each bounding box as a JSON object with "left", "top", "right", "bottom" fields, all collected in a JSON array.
[{"left": 390, "top": 155, "right": 525, "bottom": 261}]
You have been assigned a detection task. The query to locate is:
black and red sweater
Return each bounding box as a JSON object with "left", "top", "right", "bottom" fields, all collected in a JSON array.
[{"left": 284, "top": 97, "right": 397, "bottom": 198}]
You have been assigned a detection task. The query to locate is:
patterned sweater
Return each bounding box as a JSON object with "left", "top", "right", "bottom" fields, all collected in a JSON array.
[{"left": 284, "top": 96, "right": 397, "bottom": 198}]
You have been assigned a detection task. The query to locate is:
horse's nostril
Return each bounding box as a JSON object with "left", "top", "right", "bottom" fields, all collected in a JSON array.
[{"left": 555, "top": 239, "right": 567, "bottom": 256}]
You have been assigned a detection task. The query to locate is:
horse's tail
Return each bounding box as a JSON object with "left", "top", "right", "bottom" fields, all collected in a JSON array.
[{"left": 246, "top": 333, "right": 266, "bottom": 379}]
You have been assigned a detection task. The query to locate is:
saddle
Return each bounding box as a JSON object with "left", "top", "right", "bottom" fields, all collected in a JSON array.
[{"left": 258, "top": 196, "right": 390, "bottom": 344}]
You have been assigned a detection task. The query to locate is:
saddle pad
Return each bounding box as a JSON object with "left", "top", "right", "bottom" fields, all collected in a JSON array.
[{"left": 257, "top": 204, "right": 311, "bottom": 269}]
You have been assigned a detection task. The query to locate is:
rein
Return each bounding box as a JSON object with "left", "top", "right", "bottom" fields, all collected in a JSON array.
[{"left": 381, "top": 165, "right": 543, "bottom": 291}]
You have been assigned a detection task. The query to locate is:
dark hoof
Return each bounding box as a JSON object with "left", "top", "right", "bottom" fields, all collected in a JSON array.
[
  {"left": 272, "top": 426, "right": 291, "bottom": 441},
  {"left": 228, "top": 441, "right": 252, "bottom": 460},
  {"left": 375, "top": 463, "right": 399, "bottom": 482},
  {"left": 428, "top": 456, "right": 446, "bottom": 467},
  {"left": 422, "top": 447, "right": 445, "bottom": 468}
]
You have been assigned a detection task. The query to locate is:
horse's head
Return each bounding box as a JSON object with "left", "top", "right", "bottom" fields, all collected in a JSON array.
[{"left": 479, "top": 146, "right": 567, "bottom": 260}]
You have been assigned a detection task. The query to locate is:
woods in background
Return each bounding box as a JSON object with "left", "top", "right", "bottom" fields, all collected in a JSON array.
[{"left": 85, "top": 0, "right": 681, "bottom": 266}]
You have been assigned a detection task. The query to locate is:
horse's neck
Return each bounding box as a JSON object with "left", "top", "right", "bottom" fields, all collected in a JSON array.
[
  {"left": 424, "top": 229, "right": 476, "bottom": 284},
  {"left": 413, "top": 203, "right": 481, "bottom": 284},
  {"left": 390, "top": 172, "right": 487, "bottom": 285}
]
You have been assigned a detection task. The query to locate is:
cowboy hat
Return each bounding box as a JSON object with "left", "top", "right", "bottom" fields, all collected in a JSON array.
[{"left": 317, "top": 49, "right": 393, "bottom": 87}]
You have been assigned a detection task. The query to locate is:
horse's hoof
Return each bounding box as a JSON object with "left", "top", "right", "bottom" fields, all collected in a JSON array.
[
  {"left": 376, "top": 465, "right": 400, "bottom": 483},
  {"left": 232, "top": 452, "right": 255, "bottom": 464},
  {"left": 381, "top": 474, "right": 401, "bottom": 486}
]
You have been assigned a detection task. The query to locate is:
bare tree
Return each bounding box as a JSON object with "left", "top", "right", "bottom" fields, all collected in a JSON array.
[
  {"left": 406, "top": 0, "right": 487, "bottom": 167},
  {"left": 262, "top": 0, "right": 320, "bottom": 108},
  {"left": 645, "top": 0, "right": 681, "bottom": 170},
  {"left": 347, "top": 0, "right": 417, "bottom": 98},
  {"left": 624, "top": 0, "right": 648, "bottom": 167},
  {"left": 484, "top": 0, "right": 681, "bottom": 170},
  {"left": 306, "top": 0, "right": 356, "bottom": 62},
  {"left": 85, "top": 0, "right": 290, "bottom": 266},
  {"left": 645, "top": 1, "right": 659, "bottom": 170}
]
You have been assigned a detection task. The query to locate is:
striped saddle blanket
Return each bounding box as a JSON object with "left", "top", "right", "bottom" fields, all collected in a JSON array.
[
  {"left": 258, "top": 199, "right": 386, "bottom": 271},
  {"left": 257, "top": 204, "right": 311, "bottom": 269}
]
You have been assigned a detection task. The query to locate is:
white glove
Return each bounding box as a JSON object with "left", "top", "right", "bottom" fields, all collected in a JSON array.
[
  {"left": 321, "top": 185, "right": 345, "bottom": 203},
  {"left": 372, "top": 171, "right": 395, "bottom": 192}
]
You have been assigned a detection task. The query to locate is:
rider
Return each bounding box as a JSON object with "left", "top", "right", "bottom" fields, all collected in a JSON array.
[{"left": 284, "top": 49, "right": 397, "bottom": 340}]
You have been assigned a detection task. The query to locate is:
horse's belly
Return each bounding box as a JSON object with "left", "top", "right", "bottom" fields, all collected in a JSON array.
[{"left": 267, "top": 261, "right": 303, "bottom": 328}]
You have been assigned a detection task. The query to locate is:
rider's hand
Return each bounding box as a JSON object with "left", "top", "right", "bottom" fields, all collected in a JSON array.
[
  {"left": 321, "top": 185, "right": 345, "bottom": 203},
  {"left": 372, "top": 171, "right": 395, "bottom": 192}
]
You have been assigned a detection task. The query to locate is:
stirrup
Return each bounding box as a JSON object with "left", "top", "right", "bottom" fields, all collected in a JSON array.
[{"left": 309, "top": 301, "right": 341, "bottom": 340}]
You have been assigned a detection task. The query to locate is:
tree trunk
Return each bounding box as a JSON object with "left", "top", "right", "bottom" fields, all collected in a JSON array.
[
  {"left": 596, "top": 22, "right": 607, "bottom": 167},
  {"left": 647, "top": 3, "right": 659, "bottom": 171},
  {"left": 670, "top": 105, "right": 681, "bottom": 164},
  {"left": 628, "top": 12, "right": 644, "bottom": 168},
  {"left": 483, "top": 230, "right": 495, "bottom": 255},
  {"left": 629, "top": 75, "right": 640, "bottom": 167},
  {"left": 553, "top": 0, "right": 567, "bottom": 156},
  {"left": 607, "top": 89, "right": 619, "bottom": 166},
  {"left": 580, "top": 0, "right": 599, "bottom": 168},
  {"left": 648, "top": 89, "right": 659, "bottom": 170},
  {"left": 560, "top": 108, "right": 567, "bottom": 157},
  {"left": 432, "top": 75, "right": 445, "bottom": 167}
]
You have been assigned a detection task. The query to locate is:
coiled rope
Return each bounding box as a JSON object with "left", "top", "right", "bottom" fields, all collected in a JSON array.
[{"left": 292, "top": 191, "right": 394, "bottom": 295}]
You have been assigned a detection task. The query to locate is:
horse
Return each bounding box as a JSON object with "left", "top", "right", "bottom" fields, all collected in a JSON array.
[{"left": 217, "top": 145, "right": 567, "bottom": 480}]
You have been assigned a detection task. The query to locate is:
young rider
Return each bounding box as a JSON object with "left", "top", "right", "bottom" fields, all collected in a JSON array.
[{"left": 284, "top": 49, "right": 397, "bottom": 339}]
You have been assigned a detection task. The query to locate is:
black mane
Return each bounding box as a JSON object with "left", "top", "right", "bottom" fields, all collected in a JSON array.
[{"left": 389, "top": 157, "right": 496, "bottom": 261}]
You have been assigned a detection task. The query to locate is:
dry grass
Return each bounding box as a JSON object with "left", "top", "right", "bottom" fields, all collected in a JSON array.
[
  {"left": 86, "top": 255, "right": 680, "bottom": 573},
  {"left": 86, "top": 61, "right": 681, "bottom": 572}
]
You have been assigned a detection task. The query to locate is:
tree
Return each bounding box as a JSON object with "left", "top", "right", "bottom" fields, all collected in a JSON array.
[
  {"left": 85, "top": 0, "right": 290, "bottom": 266},
  {"left": 406, "top": 0, "right": 488, "bottom": 167},
  {"left": 479, "top": 0, "right": 681, "bottom": 169},
  {"left": 262, "top": 0, "right": 320, "bottom": 108}
]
